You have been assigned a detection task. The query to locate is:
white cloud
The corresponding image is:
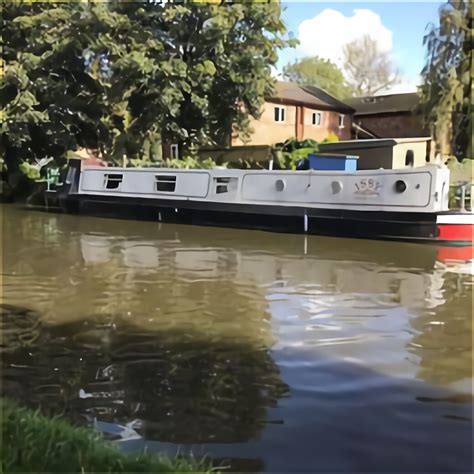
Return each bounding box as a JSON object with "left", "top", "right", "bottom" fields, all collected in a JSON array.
[
  {"left": 290, "top": 8, "right": 422, "bottom": 96},
  {"left": 296, "top": 9, "right": 393, "bottom": 68},
  {"left": 381, "top": 78, "right": 419, "bottom": 95},
  {"left": 373, "top": 74, "right": 421, "bottom": 96}
]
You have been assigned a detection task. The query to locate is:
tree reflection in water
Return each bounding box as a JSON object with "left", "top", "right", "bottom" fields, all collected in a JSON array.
[
  {"left": 1, "top": 307, "right": 289, "bottom": 444},
  {"left": 1, "top": 206, "right": 472, "bottom": 472},
  {"left": 409, "top": 270, "right": 472, "bottom": 389}
]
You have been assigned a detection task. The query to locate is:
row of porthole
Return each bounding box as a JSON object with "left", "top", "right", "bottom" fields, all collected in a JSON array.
[{"left": 274, "top": 179, "right": 408, "bottom": 193}]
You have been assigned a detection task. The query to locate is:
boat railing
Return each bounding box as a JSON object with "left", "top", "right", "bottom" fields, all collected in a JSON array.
[{"left": 449, "top": 182, "right": 474, "bottom": 212}]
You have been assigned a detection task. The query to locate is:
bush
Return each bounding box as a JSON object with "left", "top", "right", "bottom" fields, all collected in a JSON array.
[
  {"left": 1, "top": 398, "right": 217, "bottom": 473},
  {"left": 322, "top": 133, "right": 339, "bottom": 143},
  {"left": 19, "top": 162, "right": 41, "bottom": 181},
  {"left": 162, "top": 156, "right": 225, "bottom": 169},
  {"left": 446, "top": 157, "right": 473, "bottom": 184},
  {"left": 271, "top": 138, "right": 319, "bottom": 170}
]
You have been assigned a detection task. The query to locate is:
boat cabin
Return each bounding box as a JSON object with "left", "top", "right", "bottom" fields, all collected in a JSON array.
[
  {"left": 53, "top": 158, "right": 472, "bottom": 246},
  {"left": 318, "top": 138, "right": 433, "bottom": 170}
]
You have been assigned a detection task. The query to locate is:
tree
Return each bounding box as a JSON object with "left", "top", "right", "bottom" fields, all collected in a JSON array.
[
  {"left": 2, "top": 1, "right": 174, "bottom": 172},
  {"left": 342, "top": 35, "right": 401, "bottom": 96},
  {"left": 1, "top": 0, "right": 292, "bottom": 184},
  {"left": 282, "top": 56, "right": 354, "bottom": 99},
  {"left": 151, "top": 0, "right": 294, "bottom": 148},
  {"left": 420, "top": 0, "right": 472, "bottom": 159}
]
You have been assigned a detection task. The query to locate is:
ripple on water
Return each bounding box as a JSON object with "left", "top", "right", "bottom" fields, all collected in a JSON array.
[{"left": 1, "top": 205, "right": 472, "bottom": 472}]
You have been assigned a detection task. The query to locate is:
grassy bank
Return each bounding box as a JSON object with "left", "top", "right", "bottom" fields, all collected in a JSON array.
[{"left": 1, "top": 399, "right": 217, "bottom": 473}]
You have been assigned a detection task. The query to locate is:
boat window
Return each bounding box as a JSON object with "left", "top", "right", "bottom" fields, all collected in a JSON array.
[
  {"left": 405, "top": 149, "right": 414, "bottom": 167},
  {"left": 155, "top": 175, "right": 176, "bottom": 192},
  {"left": 214, "top": 177, "right": 237, "bottom": 194},
  {"left": 104, "top": 174, "right": 123, "bottom": 190}
]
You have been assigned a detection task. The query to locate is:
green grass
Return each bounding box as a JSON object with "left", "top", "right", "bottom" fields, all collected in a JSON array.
[{"left": 0, "top": 399, "right": 218, "bottom": 473}]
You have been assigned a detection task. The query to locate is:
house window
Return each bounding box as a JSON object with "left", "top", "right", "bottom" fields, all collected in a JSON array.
[
  {"left": 312, "top": 112, "right": 322, "bottom": 126},
  {"left": 170, "top": 144, "right": 179, "bottom": 159},
  {"left": 274, "top": 106, "right": 285, "bottom": 123},
  {"left": 155, "top": 175, "right": 176, "bottom": 192},
  {"left": 104, "top": 174, "right": 123, "bottom": 190},
  {"left": 405, "top": 149, "right": 415, "bottom": 167},
  {"left": 339, "top": 114, "right": 345, "bottom": 128}
]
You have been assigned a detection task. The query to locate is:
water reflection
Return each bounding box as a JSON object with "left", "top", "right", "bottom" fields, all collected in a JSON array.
[
  {"left": 2, "top": 312, "right": 288, "bottom": 443},
  {"left": 1, "top": 205, "right": 472, "bottom": 471},
  {"left": 410, "top": 270, "right": 473, "bottom": 389}
]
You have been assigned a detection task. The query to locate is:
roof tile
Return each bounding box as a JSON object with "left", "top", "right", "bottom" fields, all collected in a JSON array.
[
  {"left": 346, "top": 92, "right": 420, "bottom": 115},
  {"left": 268, "top": 81, "right": 355, "bottom": 113}
]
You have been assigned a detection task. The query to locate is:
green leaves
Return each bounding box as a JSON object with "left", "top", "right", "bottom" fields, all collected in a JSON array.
[
  {"left": 196, "top": 60, "right": 217, "bottom": 76},
  {"left": 271, "top": 138, "right": 319, "bottom": 170},
  {"left": 158, "top": 59, "right": 188, "bottom": 78},
  {"left": 116, "top": 51, "right": 156, "bottom": 75},
  {"left": 2, "top": 0, "right": 292, "bottom": 174},
  {"left": 283, "top": 56, "right": 354, "bottom": 99},
  {"left": 420, "top": 0, "right": 472, "bottom": 158},
  {"left": 342, "top": 35, "right": 400, "bottom": 96},
  {"left": 4, "top": 62, "right": 29, "bottom": 89}
]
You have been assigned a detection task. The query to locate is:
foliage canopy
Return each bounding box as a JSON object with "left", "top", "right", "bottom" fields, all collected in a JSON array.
[
  {"left": 342, "top": 35, "right": 401, "bottom": 96},
  {"left": 1, "top": 0, "right": 293, "bottom": 176},
  {"left": 283, "top": 56, "right": 354, "bottom": 99},
  {"left": 420, "top": 0, "right": 472, "bottom": 159}
]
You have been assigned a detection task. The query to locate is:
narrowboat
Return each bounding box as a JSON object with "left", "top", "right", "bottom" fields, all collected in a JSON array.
[{"left": 53, "top": 155, "right": 473, "bottom": 246}]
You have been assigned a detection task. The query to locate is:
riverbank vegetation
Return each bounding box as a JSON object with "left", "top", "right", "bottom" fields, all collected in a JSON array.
[
  {"left": 446, "top": 156, "right": 474, "bottom": 183},
  {"left": 1, "top": 399, "right": 218, "bottom": 473},
  {"left": 420, "top": 0, "right": 472, "bottom": 159},
  {"left": 1, "top": 0, "right": 471, "bottom": 202},
  {"left": 2, "top": 1, "right": 294, "bottom": 188}
]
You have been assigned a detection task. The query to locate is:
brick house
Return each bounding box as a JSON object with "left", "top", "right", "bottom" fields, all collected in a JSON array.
[
  {"left": 347, "top": 92, "right": 429, "bottom": 140},
  {"left": 166, "top": 81, "right": 354, "bottom": 158},
  {"left": 232, "top": 81, "right": 355, "bottom": 146}
]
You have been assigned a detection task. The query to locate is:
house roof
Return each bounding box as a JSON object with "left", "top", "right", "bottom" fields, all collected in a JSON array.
[
  {"left": 268, "top": 81, "right": 355, "bottom": 113},
  {"left": 352, "top": 122, "right": 380, "bottom": 139},
  {"left": 346, "top": 92, "right": 420, "bottom": 116}
]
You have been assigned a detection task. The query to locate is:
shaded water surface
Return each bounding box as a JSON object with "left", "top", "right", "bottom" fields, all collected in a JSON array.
[{"left": 1, "top": 205, "right": 472, "bottom": 472}]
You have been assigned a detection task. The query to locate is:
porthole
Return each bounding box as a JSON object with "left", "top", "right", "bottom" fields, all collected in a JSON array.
[
  {"left": 394, "top": 180, "right": 407, "bottom": 193},
  {"left": 275, "top": 179, "right": 286, "bottom": 192},
  {"left": 331, "top": 181, "right": 343, "bottom": 194}
]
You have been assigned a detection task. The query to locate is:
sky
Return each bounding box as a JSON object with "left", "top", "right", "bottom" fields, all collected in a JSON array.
[{"left": 277, "top": 1, "right": 443, "bottom": 94}]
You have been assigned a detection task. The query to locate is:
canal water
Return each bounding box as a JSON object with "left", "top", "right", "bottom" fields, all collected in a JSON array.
[{"left": 1, "top": 204, "right": 472, "bottom": 472}]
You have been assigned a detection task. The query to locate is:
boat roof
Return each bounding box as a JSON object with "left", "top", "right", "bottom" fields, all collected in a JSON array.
[{"left": 319, "top": 137, "right": 431, "bottom": 150}]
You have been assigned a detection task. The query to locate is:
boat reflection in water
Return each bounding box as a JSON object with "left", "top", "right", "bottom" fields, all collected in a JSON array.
[{"left": 1, "top": 207, "right": 472, "bottom": 472}]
